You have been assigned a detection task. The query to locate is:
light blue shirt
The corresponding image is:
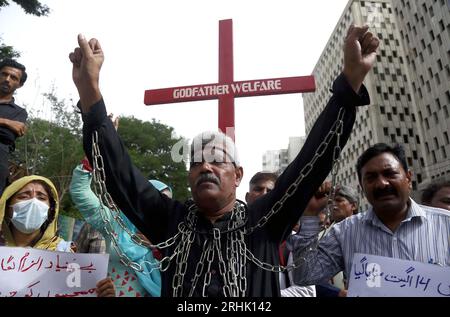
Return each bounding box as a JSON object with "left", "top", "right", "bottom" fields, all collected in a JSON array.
[{"left": 288, "top": 199, "right": 450, "bottom": 286}]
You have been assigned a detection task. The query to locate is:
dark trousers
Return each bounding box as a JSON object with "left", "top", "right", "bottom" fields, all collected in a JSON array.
[{"left": 0, "top": 143, "right": 10, "bottom": 196}]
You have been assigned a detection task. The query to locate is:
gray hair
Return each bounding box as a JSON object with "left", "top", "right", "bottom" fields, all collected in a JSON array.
[
  {"left": 336, "top": 185, "right": 359, "bottom": 205},
  {"left": 190, "top": 131, "right": 240, "bottom": 167}
]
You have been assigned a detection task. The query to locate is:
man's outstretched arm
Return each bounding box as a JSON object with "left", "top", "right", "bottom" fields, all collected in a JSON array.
[
  {"left": 69, "top": 34, "right": 176, "bottom": 244},
  {"left": 253, "top": 25, "right": 379, "bottom": 241}
]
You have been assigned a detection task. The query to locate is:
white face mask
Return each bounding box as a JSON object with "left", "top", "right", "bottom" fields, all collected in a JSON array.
[{"left": 11, "top": 198, "right": 49, "bottom": 234}]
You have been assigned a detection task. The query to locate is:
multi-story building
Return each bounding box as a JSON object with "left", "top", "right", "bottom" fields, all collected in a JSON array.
[
  {"left": 391, "top": 0, "right": 450, "bottom": 186},
  {"left": 303, "top": 0, "right": 449, "bottom": 209},
  {"left": 262, "top": 149, "right": 288, "bottom": 174},
  {"left": 262, "top": 137, "right": 306, "bottom": 175},
  {"left": 287, "top": 136, "right": 306, "bottom": 164}
]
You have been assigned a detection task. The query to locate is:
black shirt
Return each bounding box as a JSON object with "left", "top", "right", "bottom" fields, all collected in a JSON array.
[
  {"left": 81, "top": 73, "right": 370, "bottom": 297},
  {"left": 0, "top": 99, "right": 27, "bottom": 148}
]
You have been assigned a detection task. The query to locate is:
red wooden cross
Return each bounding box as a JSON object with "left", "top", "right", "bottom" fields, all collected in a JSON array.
[{"left": 144, "top": 19, "right": 316, "bottom": 140}]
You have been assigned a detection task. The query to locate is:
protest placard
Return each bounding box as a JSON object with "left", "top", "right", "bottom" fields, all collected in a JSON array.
[
  {"left": 0, "top": 246, "right": 109, "bottom": 297},
  {"left": 348, "top": 253, "right": 450, "bottom": 297}
]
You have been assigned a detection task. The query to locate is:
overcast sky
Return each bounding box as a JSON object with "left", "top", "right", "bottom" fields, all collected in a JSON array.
[{"left": 0, "top": 0, "right": 350, "bottom": 200}]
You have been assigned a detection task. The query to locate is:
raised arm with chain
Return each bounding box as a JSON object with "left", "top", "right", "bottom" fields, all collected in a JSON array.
[{"left": 69, "top": 25, "right": 379, "bottom": 297}]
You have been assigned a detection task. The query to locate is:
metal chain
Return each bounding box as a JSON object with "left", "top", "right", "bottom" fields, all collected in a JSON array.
[
  {"left": 226, "top": 205, "right": 246, "bottom": 297},
  {"left": 172, "top": 222, "right": 196, "bottom": 296},
  {"left": 201, "top": 239, "right": 215, "bottom": 297},
  {"left": 91, "top": 131, "right": 181, "bottom": 274},
  {"left": 244, "top": 107, "right": 345, "bottom": 273},
  {"left": 243, "top": 107, "right": 346, "bottom": 236},
  {"left": 89, "top": 105, "right": 345, "bottom": 292},
  {"left": 188, "top": 240, "right": 209, "bottom": 297}
]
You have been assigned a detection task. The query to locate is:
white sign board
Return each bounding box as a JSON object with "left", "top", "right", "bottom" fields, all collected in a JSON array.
[
  {"left": 0, "top": 246, "right": 109, "bottom": 297},
  {"left": 348, "top": 253, "right": 450, "bottom": 297}
]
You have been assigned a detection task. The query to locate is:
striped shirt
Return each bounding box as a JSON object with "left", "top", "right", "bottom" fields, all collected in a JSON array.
[{"left": 288, "top": 199, "right": 450, "bottom": 286}]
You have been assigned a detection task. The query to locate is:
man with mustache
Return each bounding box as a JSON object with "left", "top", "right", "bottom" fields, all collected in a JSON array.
[
  {"left": 0, "top": 59, "right": 28, "bottom": 195},
  {"left": 289, "top": 143, "right": 450, "bottom": 292},
  {"left": 69, "top": 24, "right": 379, "bottom": 297}
]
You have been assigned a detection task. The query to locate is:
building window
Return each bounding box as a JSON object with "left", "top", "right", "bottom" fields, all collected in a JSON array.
[
  {"left": 391, "top": 134, "right": 396, "bottom": 143},
  {"left": 439, "top": 20, "right": 444, "bottom": 32}
]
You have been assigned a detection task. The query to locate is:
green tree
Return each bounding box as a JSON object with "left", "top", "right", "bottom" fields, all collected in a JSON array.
[
  {"left": 0, "top": 36, "right": 21, "bottom": 60},
  {"left": 0, "top": 0, "right": 50, "bottom": 60},
  {"left": 13, "top": 91, "right": 84, "bottom": 218},
  {"left": 0, "top": 0, "right": 49, "bottom": 16},
  {"left": 118, "top": 117, "right": 190, "bottom": 201},
  {"left": 13, "top": 91, "right": 190, "bottom": 217}
]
